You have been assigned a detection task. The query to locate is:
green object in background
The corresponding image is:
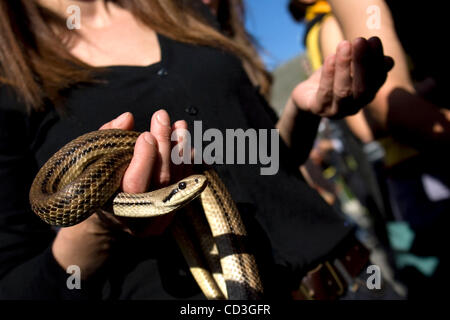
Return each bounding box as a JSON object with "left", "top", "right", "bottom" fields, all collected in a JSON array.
[
  {"left": 387, "top": 221, "right": 439, "bottom": 276},
  {"left": 395, "top": 254, "right": 439, "bottom": 277},
  {"left": 387, "top": 221, "right": 415, "bottom": 251},
  {"left": 345, "top": 155, "right": 358, "bottom": 171},
  {"left": 322, "top": 166, "right": 336, "bottom": 180}
]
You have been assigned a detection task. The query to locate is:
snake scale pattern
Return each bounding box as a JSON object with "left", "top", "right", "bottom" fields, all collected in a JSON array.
[{"left": 29, "top": 129, "right": 264, "bottom": 299}]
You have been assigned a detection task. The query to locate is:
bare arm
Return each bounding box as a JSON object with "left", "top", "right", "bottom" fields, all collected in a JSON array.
[
  {"left": 328, "top": 0, "right": 450, "bottom": 148},
  {"left": 276, "top": 36, "right": 393, "bottom": 164}
]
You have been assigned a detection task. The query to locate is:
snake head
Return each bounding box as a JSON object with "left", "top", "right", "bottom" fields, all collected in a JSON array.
[
  {"left": 158, "top": 175, "right": 208, "bottom": 210},
  {"left": 112, "top": 174, "right": 208, "bottom": 217},
  {"left": 161, "top": 174, "right": 208, "bottom": 206}
]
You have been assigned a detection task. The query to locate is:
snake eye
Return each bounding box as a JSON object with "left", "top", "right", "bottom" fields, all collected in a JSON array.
[
  {"left": 195, "top": 178, "right": 199, "bottom": 183},
  {"left": 178, "top": 182, "right": 186, "bottom": 190}
]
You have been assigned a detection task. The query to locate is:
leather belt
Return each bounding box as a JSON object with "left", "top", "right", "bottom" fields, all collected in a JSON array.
[{"left": 292, "top": 238, "right": 371, "bottom": 300}]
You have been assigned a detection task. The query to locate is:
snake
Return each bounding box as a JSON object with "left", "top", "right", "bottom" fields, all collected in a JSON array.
[{"left": 29, "top": 129, "right": 264, "bottom": 300}]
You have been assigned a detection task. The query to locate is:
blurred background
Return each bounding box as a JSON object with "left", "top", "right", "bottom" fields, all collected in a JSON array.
[
  {"left": 246, "top": 0, "right": 306, "bottom": 69},
  {"left": 244, "top": 0, "right": 445, "bottom": 299},
  {"left": 246, "top": 0, "right": 310, "bottom": 113}
]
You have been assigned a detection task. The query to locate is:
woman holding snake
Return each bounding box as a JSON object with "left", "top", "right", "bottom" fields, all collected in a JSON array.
[{"left": 0, "top": 0, "right": 396, "bottom": 299}]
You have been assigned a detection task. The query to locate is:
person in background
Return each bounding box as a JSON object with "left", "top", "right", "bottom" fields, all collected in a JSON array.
[{"left": 289, "top": 0, "right": 450, "bottom": 299}]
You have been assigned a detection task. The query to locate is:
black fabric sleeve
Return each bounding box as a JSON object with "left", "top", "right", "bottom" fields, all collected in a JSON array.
[
  {"left": 236, "top": 68, "right": 317, "bottom": 175},
  {"left": 0, "top": 89, "right": 92, "bottom": 299}
]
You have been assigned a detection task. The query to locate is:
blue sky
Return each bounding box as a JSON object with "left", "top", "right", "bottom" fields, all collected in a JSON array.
[{"left": 245, "top": 0, "right": 306, "bottom": 70}]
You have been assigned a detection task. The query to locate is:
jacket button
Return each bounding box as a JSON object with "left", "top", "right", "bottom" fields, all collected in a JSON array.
[
  {"left": 185, "top": 105, "right": 198, "bottom": 116},
  {"left": 157, "top": 68, "right": 168, "bottom": 77}
]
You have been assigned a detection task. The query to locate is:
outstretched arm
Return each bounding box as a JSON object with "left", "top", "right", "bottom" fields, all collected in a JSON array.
[
  {"left": 276, "top": 37, "right": 393, "bottom": 164},
  {"left": 328, "top": 0, "right": 450, "bottom": 149}
]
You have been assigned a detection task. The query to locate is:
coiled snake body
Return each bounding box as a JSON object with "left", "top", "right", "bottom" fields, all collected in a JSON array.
[{"left": 29, "top": 129, "right": 263, "bottom": 299}]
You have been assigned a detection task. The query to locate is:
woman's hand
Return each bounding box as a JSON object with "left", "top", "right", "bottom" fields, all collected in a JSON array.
[
  {"left": 52, "top": 110, "right": 191, "bottom": 278},
  {"left": 292, "top": 37, "right": 394, "bottom": 119},
  {"left": 97, "top": 110, "right": 192, "bottom": 237}
]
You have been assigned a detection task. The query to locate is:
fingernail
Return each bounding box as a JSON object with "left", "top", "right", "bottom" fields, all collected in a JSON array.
[
  {"left": 340, "top": 41, "right": 351, "bottom": 56},
  {"left": 369, "top": 36, "right": 380, "bottom": 45},
  {"left": 156, "top": 112, "right": 170, "bottom": 126},
  {"left": 115, "top": 112, "right": 130, "bottom": 125},
  {"left": 143, "top": 132, "right": 154, "bottom": 145}
]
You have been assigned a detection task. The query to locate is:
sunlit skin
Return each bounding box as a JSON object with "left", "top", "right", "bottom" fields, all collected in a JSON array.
[{"left": 297, "top": 0, "right": 317, "bottom": 4}]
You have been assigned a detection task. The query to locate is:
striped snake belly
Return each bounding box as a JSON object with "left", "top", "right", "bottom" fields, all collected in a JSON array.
[{"left": 29, "top": 129, "right": 264, "bottom": 299}]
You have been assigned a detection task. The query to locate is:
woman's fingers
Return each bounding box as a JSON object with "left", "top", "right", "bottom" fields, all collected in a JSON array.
[
  {"left": 351, "top": 37, "right": 371, "bottom": 101},
  {"left": 368, "top": 36, "right": 384, "bottom": 60},
  {"left": 367, "top": 37, "right": 389, "bottom": 90},
  {"left": 332, "top": 41, "right": 354, "bottom": 114},
  {"left": 100, "top": 110, "right": 193, "bottom": 193},
  {"left": 315, "top": 54, "right": 336, "bottom": 115},
  {"left": 352, "top": 37, "right": 391, "bottom": 103},
  {"left": 172, "top": 120, "right": 188, "bottom": 137},
  {"left": 122, "top": 132, "right": 158, "bottom": 193},
  {"left": 150, "top": 109, "right": 172, "bottom": 186},
  {"left": 384, "top": 56, "right": 395, "bottom": 72},
  {"left": 99, "top": 112, "right": 159, "bottom": 193},
  {"left": 316, "top": 37, "right": 393, "bottom": 118},
  {"left": 95, "top": 111, "right": 194, "bottom": 237},
  {"left": 171, "top": 120, "right": 193, "bottom": 181},
  {"left": 293, "top": 37, "right": 394, "bottom": 120},
  {"left": 99, "top": 112, "right": 134, "bottom": 130}
]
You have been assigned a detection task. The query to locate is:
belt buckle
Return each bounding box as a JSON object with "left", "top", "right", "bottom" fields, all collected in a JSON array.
[
  {"left": 295, "top": 261, "right": 346, "bottom": 300},
  {"left": 298, "top": 282, "right": 315, "bottom": 300},
  {"left": 324, "top": 261, "right": 345, "bottom": 296}
]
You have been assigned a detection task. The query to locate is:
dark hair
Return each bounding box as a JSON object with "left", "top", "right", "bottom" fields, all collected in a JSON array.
[
  {"left": 0, "top": 0, "right": 271, "bottom": 111},
  {"left": 288, "top": 0, "right": 309, "bottom": 22}
]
